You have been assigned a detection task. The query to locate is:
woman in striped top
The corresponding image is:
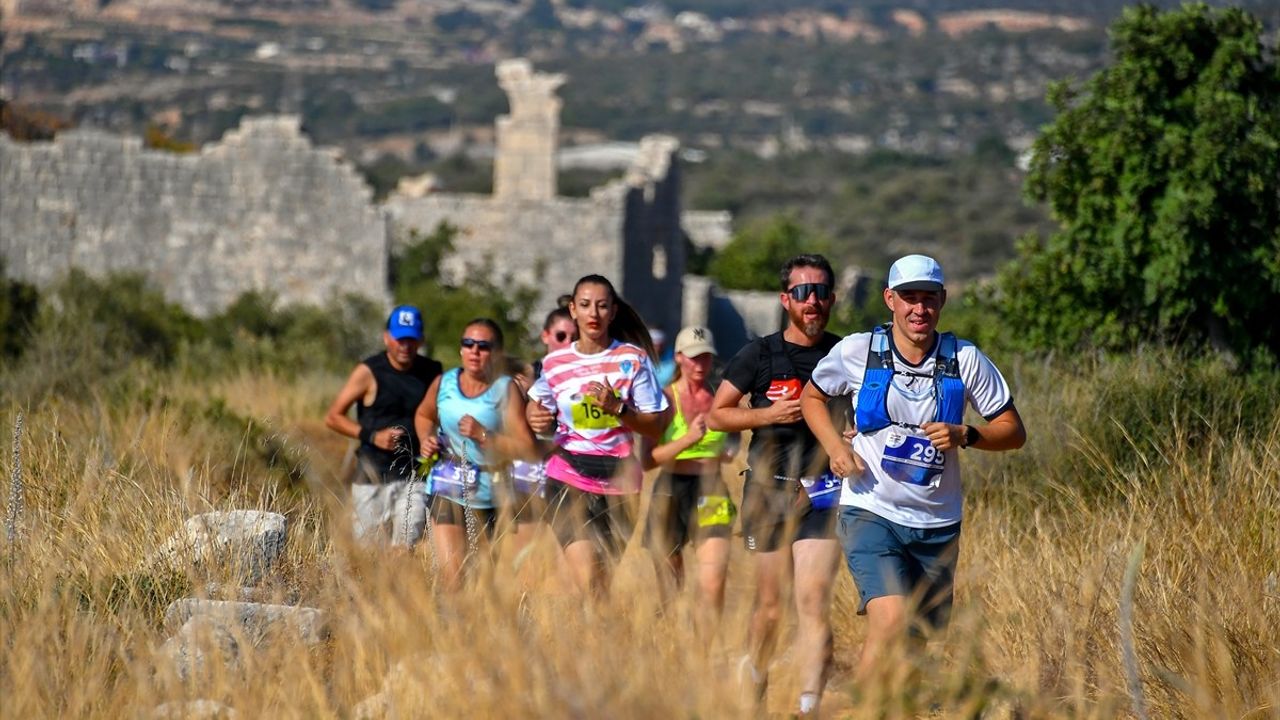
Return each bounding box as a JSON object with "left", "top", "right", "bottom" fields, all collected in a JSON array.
[{"left": 527, "top": 275, "right": 670, "bottom": 595}]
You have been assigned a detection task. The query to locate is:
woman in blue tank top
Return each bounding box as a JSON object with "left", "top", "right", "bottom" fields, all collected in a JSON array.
[{"left": 414, "top": 318, "right": 537, "bottom": 590}]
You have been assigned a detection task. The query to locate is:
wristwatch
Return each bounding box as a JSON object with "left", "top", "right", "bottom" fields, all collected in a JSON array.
[{"left": 962, "top": 424, "right": 980, "bottom": 449}]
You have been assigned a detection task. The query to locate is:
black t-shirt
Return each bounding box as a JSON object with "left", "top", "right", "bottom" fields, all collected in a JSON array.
[
  {"left": 722, "top": 331, "right": 840, "bottom": 480},
  {"left": 357, "top": 352, "right": 443, "bottom": 464}
]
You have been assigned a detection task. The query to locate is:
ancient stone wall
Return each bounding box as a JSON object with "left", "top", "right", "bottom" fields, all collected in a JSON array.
[
  {"left": 618, "top": 135, "right": 685, "bottom": 336},
  {"left": 0, "top": 116, "right": 386, "bottom": 316},
  {"left": 493, "top": 59, "right": 564, "bottom": 203},
  {"left": 384, "top": 192, "right": 624, "bottom": 314},
  {"left": 682, "top": 275, "right": 782, "bottom": 355}
]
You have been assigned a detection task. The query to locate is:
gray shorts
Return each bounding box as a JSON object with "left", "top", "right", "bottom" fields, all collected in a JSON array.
[
  {"left": 838, "top": 506, "right": 960, "bottom": 630},
  {"left": 347, "top": 450, "right": 426, "bottom": 547}
]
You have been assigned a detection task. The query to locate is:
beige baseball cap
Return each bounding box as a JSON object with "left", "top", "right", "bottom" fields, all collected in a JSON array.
[{"left": 675, "top": 326, "right": 716, "bottom": 357}]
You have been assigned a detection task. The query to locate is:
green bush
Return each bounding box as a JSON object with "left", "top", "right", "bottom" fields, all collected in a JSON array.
[
  {"left": 0, "top": 259, "right": 39, "bottom": 359},
  {"left": 708, "top": 214, "right": 829, "bottom": 291},
  {"left": 391, "top": 223, "right": 542, "bottom": 363}
]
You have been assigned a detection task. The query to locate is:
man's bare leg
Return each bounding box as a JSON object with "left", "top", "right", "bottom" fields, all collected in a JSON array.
[{"left": 791, "top": 537, "right": 842, "bottom": 714}]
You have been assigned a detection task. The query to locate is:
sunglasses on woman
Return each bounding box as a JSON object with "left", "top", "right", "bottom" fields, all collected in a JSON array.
[
  {"left": 460, "top": 338, "right": 494, "bottom": 351},
  {"left": 786, "top": 283, "right": 833, "bottom": 302},
  {"left": 553, "top": 330, "right": 571, "bottom": 343}
]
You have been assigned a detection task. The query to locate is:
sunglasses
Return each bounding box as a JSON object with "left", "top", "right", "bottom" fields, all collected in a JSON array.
[
  {"left": 786, "top": 283, "right": 833, "bottom": 302},
  {"left": 553, "top": 330, "right": 571, "bottom": 343},
  {"left": 460, "top": 338, "right": 494, "bottom": 351}
]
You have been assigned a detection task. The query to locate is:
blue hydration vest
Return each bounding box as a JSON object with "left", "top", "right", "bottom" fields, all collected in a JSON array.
[{"left": 854, "top": 324, "right": 966, "bottom": 433}]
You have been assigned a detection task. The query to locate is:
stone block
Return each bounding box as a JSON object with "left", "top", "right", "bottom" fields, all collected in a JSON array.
[
  {"left": 163, "top": 598, "right": 328, "bottom": 647},
  {"left": 145, "top": 511, "right": 287, "bottom": 585}
]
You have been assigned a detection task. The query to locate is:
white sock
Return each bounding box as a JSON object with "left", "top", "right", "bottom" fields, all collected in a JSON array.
[{"left": 798, "top": 692, "right": 820, "bottom": 714}]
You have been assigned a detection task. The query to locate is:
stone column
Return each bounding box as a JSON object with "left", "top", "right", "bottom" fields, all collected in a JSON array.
[{"left": 493, "top": 59, "right": 565, "bottom": 202}]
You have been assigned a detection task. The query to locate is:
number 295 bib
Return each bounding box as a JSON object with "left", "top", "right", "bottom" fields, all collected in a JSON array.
[{"left": 880, "top": 430, "right": 946, "bottom": 486}]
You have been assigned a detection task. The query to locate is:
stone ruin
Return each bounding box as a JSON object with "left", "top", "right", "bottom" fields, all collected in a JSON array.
[
  {"left": 0, "top": 58, "right": 787, "bottom": 350},
  {"left": 0, "top": 116, "right": 386, "bottom": 317}
]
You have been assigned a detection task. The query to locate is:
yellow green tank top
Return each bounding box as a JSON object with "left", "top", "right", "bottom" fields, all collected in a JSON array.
[{"left": 662, "top": 384, "right": 728, "bottom": 460}]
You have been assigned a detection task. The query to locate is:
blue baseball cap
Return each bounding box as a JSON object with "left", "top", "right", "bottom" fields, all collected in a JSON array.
[
  {"left": 387, "top": 305, "right": 424, "bottom": 340},
  {"left": 887, "top": 254, "right": 945, "bottom": 292}
]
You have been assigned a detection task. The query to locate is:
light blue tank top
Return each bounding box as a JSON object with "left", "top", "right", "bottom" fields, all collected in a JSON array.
[{"left": 434, "top": 370, "right": 510, "bottom": 508}]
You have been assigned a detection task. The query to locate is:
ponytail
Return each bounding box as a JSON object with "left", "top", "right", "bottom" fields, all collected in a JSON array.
[{"left": 572, "top": 274, "right": 658, "bottom": 361}]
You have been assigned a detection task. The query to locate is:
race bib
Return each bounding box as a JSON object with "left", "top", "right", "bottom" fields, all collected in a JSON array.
[
  {"left": 799, "top": 472, "right": 842, "bottom": 510},
  {"left": 426, "top": 459, "right": 478, "bottom": 499},
  {"left": 509, "top": 459, "right": 546, "bottom": 498},
  {"left": 880, "top": 429, "right": 945, "bottom": 486},
  {"left": 696, "top": 495, "right": 736, "bottom": 528},
  {"left": 765, "top": 378, "right": 803, "bottom": 402},
  {"left": 571, "top": 395, "right": 620, "bottom": 430}
]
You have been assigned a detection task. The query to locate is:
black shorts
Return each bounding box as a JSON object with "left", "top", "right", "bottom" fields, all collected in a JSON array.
[
  {"left": 427, "top": 495, "right": 497, "bottom": 538},
  {"left": 544, "top": 479, "right": 636, "bottom": 557},
  {"left": 739, "top": 471, "right": 837, "bottom": 553},
  {"left": 490, "top": 472, "right": 544, "bottom": 524},
  {"left": 644, "top": 471, "right": 736, "bottom": 557}
]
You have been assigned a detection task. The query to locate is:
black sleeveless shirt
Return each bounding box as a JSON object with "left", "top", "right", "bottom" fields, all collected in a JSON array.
[{"left": 357, "top": 352, "right": 443, "bottom": 464}]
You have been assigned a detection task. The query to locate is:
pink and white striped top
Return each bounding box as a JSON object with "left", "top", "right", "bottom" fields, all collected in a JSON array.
[{"left": 528, "top": 340, "right": 668, "bottom": 493}]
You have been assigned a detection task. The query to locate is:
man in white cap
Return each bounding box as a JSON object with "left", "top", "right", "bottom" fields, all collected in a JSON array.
[{"left": 800, "top": 254, "right": 1026, "bottom": 689}]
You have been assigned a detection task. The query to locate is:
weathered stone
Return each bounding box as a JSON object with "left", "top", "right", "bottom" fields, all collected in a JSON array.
[
  {"left": 151, "top": 700, "right": 239, "bottom": 720},
  {"left": 201, "top": 582, "right": 298, "bottom": 605},
  {"left": 160, "top": 616, "right": 243, "bottom": 684},
  {"left": 145, "top": 511, "right": 287, "bottom": 585},
  {"left": 164, "top": 598, "right": 327, "bottom": 647},
  {"left": 0, "top": 117, "right": 385, "bottom": 317}
]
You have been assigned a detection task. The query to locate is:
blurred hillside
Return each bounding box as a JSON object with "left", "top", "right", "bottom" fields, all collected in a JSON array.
[{"left": 3, "top": 1, "right": 1276, "bottom": 287}]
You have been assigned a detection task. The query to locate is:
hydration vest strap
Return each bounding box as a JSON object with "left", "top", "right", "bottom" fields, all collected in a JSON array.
[
  {"left": 857, "top": 326, "right": 967, "bottom": 432},
  {"left": 855, "top": 324, "right": 897, "bottom": 433},
  {"left": 867, "top": 323, "right": 894, "bottom": 372},
  {"left": 933, "top": 332, "right": 965, "bottom": 425},
  {"left": 766, "top": 333, "right": 797, "bottom": 380}
]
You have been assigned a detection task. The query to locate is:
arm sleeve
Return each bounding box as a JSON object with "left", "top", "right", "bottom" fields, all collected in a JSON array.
[
  {"left": 810, "top": 336, "right": 855, "bottom": 397},
  {"left": 721, "top": 340, "right": 761, "bottom": 396},
  {"left": 528, "top": 374, "right": 554, "bottom": 408},
  {"left": 960, "top": 343, "right": 1013, "bottom": 419},
  {"left": 629, "top": 355, "right": 670, "bottom": 413}
]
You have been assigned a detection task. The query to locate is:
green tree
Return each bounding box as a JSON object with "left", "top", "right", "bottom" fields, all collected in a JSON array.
[
  {"left": 1001, "top": 4, "right": 1280, "bottom": 362},
  {"left": 391, "top": 223, "right": 542, "bottom": 362},
  {"left": 708, "top": 214, "right": 829, "bottom": 291}
]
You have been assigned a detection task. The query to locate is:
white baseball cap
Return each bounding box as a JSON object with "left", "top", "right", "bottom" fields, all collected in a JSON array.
[
  {"left": 887, "top": 254, "right": 945, "bottom": 292},
  {"left": 675, "top": 326, "right": 716, "bottom": 357}
]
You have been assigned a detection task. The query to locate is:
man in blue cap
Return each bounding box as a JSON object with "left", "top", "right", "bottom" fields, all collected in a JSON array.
[
  {"left": 800, "top": 254, "right": 1026, "bottom": 695},
  {"left": 326, "top": 305, "right": 443, "bottom": 547}
]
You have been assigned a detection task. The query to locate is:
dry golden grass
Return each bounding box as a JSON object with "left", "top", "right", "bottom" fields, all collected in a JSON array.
[{"left": 1, "top": 360, "right": 1276, "bottom": 718}]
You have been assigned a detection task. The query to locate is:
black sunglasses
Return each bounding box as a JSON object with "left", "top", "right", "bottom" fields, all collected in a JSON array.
[
  {"left": 553, "top": 330, "right": 571, "bottom": 343},
  {"left": 786, "top": 283, "right": 833, "bottom": 302},
  {"left": 460, "top": 338, "right": 494, "bottom": 351}
]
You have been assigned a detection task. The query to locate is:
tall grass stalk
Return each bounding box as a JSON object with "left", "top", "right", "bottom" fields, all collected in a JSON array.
[{"left": 0, "top": 352, "right": 1276, "bottom": 718}]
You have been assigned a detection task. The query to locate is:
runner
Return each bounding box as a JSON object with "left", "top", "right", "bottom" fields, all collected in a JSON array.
[
  {"left": 801, "top": 254, "right": 1026, "bottom": 690},
  {"left": 414, "top": 318, "right": 537, "bottom": 590},
  {"left": 706, "top": 254, "right": 842, "bottom": 716},
  {"left": 526, "top": 274, "right": 670, "bottom": 596},
  {"left": 324, "top": 305, "right": 443, "bottom": 548},
  {"left": 641, "top": 325, "right": 739, "bottom": 628},
  {"left": 500, "top": 298, "right": 578, "bottom": 547},
  {"left": 532, "top": 297, "right": 577, "bottom": 380}
]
